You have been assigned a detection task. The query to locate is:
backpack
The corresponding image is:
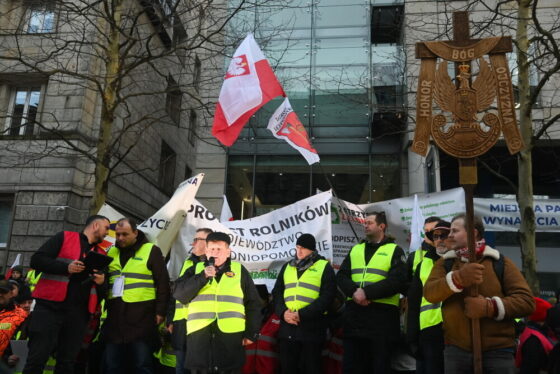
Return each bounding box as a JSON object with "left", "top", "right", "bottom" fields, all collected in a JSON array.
[{"left": 444, "top": 254, "right": 505, "bottom": 290}]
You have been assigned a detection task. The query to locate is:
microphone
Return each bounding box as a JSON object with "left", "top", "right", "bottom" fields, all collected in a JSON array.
[{"left": 207, "top": 257, "right": 215, "bottom": 281}]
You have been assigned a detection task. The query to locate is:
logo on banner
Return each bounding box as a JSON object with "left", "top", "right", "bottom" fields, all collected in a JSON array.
[
  {"left": 276, "top": 112, "right": 317, "bottom": 153},
  {"left": 225, "top": 55, "right": 250, "bottom": 79}
]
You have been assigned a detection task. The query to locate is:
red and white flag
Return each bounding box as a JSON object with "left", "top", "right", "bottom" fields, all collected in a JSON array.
[
  {"left": 267, "top": 98, "right": 320, "bottom": 165},
  {"left": 212, "top": 34, "right": 285, "bottom": 146},
  {"left": 220, "top": 195, "right": 234, "bottom": 222},
  {"left": 5, "top": 253, "right": 22, "bottom": 280}
]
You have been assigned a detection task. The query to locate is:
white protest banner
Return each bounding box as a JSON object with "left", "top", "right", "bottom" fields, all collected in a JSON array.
[
  {"left": 474, "top": 197, "right": 560, "bottom": 232},
  {"left": 168, "top": 191, "right": 333, "bottom": 290},
  {"left": 330, "top": 197, "right": 365, "bottom": 269},
  {"left": 138, "top": 173, "right": 204, "bottom": 256},
  {"left": 97, "top": 203, "right": 125, "bottom": 251},
  {"left": 331, "top": 188, "right": 466, "bottom": 264}
]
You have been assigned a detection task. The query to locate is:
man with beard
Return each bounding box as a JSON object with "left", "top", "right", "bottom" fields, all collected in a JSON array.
[
  {"left": 336, "top": 211, "right": 408, "bottom": 374},
  {"left": 406, "top": 220, "right": 451, "bottom": 374},
  {"left": 424, "top": 214, "right": 535, "bottom": 373},
  {"left": 271, "top": 233, "right": 336, "bottom": 373},
  {"left": 23, "top": 215, "right": 109, "bottom": 374},
  {"left": 170, "top": 228, "right": 212, "bottom": 374},
  {"left": 104, "top": 217, "right": 170, "bottom": 374}
]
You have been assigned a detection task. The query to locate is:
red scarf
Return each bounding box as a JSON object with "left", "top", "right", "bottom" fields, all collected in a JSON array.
[{"left": 456, "top": 239, "right": 486, "bottom": 260}]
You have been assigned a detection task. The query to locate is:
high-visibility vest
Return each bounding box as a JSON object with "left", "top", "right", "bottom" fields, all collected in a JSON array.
[
  {"left": 187, "top": 261, "right": 245, "bottom": 334},
  {"left": 92, "top": 299, "right": 107, "bottom": 343},
  {"left": 33, "top": 231, "right": 101, "bottom": 313},
  {"left": 349, "top": 242, "right": 399, "bottom": 306},
  {"left": 323, "top": 328, "right": 344, "bottom": 374},
  {"left": 418, "top": 257, "right": 443, "bottom": 330},
  {"left": 283, "top": 259, "right": 328, "bottom": 311},
  {"left": 242, "top": 313, "right": 281, "bottom": 374},
  {"left": 515, "top": 326, "right": 555, "bottom": 368},
  {"left": 107, "top": 243, "right": 156, "bottom": 302},
  {"left": 412, "top": 248, "right": 426, "bottom": 274},
  {"left": 154, "top": 342, "right": 177, "bottom": 368},
  {"left": 173, "top": 258, "right": 195, "bottom": 322},
  {"left": 26, "top": 269, "right": 42, "bottom": 292}
]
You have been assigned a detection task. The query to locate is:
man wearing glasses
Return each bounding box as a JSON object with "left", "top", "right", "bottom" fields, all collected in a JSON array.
[
  {"left": 336, "top": 211, "right": 408, "bottom": 374},
  {"left": 170, "top": 228, "right": 213, "bottom": 374},
  {"left": 406, "top": 220, "right": 451, "bottom": 374},
  {"left": 407, "top": 216, "right": 441, "bottom": 284}
]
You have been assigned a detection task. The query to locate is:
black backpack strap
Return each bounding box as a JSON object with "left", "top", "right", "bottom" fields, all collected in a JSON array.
[
  {"left": 444, "top": 258, "right": 454, "bottom": 273},
  {"left": 492, "top": 254, "right": 505, "bottom": 291}
]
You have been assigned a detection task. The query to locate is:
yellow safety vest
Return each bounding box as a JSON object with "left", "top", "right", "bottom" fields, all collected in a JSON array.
[
  {"left": 349, "top": 242, "right": 399, "bottom": 306},
  {"left": 107, "top": 243, "right": 156, "bottom": 302},
  {"left": 154, "top": 342, "right": 177, "bottom": 368},
  {"left": 173, "top": 258, "right": 195, "bottom": 322},
  {"left": 26, "top": 269, "right": 41, "bottom": 292},
  {"left": 419, "top": 257, "right": 442, "bottom": 330},
  {"left": 412, "top": 248, "right": 426, "bottom": 274},
  {"left": 187, "top": 261, "right": 245, "bottom": 335},
  {"left": 283, "top": 259, "right": 328, "bottom": 311}
]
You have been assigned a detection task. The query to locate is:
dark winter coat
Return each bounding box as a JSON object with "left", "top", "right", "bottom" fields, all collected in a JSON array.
[
  {"left": 271, "top": 252, "right": 336, "bottom": 342},
  {"left": 103, "top": 231, "right": 170, "bottom": 345},
  {"left": 336, "top": 237, "right": 407, "bottom": 340},
  {"left": 173, "top": 258, "right": 262, "bottom": 371}
]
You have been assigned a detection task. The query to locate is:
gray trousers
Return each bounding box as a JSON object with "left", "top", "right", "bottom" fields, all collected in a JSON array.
[{"left": 444, "top": 344, "right": 515, "bottom": 374}]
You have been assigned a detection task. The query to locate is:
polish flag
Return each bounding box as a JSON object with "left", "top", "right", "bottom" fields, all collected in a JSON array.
[
  {"left": 5, "top": 253, "right": 22, "bottom": 280},
  {"left": 212, "top": 34, "right": 285, "bottom": 146},
  {"left": 267, "top": 98, "right": 320, "bottom": 165},
  {"left": 220, "top": 195, "right": 234, "bottom": 222}
]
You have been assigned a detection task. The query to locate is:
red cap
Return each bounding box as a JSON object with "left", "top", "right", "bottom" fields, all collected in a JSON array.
[{"left": 529, "top": 297, "right": 552, "bottom": 322}]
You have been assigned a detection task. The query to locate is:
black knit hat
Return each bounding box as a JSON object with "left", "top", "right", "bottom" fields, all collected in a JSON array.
[
  {"left": 296, "top": 233, "right": 316, "bottom": 251},
  {"left": 426, "top": 220, "right": 451, "bottom": 241},
  {"left": 206, "top": 231, "right": 231, "bottom": 246}
]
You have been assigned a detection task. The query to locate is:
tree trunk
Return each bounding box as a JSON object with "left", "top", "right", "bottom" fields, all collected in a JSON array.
[
  {"left": 516, "top": 0, "right": 539, "bottom": 295},
  {"left": 89, "top": 0, "right": 122, "bottom": 214}
]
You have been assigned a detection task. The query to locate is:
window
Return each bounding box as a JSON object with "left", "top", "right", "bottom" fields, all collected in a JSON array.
[
  {"left": 371, "top": 6, "right": 404, "bottom": 44},
  {"left": 6, "top": 87, "right": 41, "bottom": 136},
  {"left": 193, "top": 56, "right": 202, "bottom": 92},
  {"left": 166, "top": 77, "right": 182, "bottom": 126},
  {"left": 159, "top": 141, "right": 177, "bottom": 195},
  {"left": 0, "top": 197, "right": 13, "bottom": 248},
  {"left": 188, "top": 110, "right": 197, "bottom": 145},
  {"left": 26, "top": 3, "right": 55, "bottom": 33}
]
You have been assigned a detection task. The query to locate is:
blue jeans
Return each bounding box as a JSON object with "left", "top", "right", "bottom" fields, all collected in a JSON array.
[
  {"left": 444, "top": 344, "right": 515, "bottom": 374},
  {"left": 104, "top": 340, "right": 155, "bottom": 374}
]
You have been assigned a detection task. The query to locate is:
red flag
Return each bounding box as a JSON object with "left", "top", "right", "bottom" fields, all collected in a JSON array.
[
  {"left": 267, "top": 98, "right": 320, "bottom": 165},
  {"left": 212, "top": 34, "right": 285, "bottom": 146},
  {"left": 5, "top": 253, "right": 21, "bottom": 280}
]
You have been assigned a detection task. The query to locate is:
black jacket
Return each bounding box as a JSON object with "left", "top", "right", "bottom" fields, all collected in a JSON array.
[
  {"left": 519, "top": 323, "right": 551, "bottom": 374},
  {"left": 271, "top": 253, "right": 336, "bottom": 342},
  {"left": 173, "top": 258, "right": 262, "bottom": 371},
  {"left": 406, "top": 244, "right": 443, "bottom": 349},
  {"left": 336, "top": 237, "right": 407, "bottom": 339},
  {"left": 103, "top": 231, "right": 170, "bottom": 345},
  {"left": 30, "top": 231, "right": 108, "bottom": 311}
]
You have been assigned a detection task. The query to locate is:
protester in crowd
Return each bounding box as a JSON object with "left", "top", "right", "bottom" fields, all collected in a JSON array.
[
  {"left": 424, "top": 213, "right": 535, "bottom": 373},
  {"left": 406, "top": 216, "right": 440, "bottom": 283},
  {"left": 0, "top": 279, "right": 28, "bottom": 357},
  {"left": 10, "top": 265, "right": 25, "bottom": 283},
  {"left": 336, "top": 211, "right": 408, "bottom": 374},
  {"left": 103, "top": 217, "right": 170, "bottom": 374},
  {"left": 170, "top": 228, "right": 212, "bottom": 374},
  {"left": 24, "top": 215, "right": 109, "bottom": 374},
  {"left": 173, "top": 232, "right": 262, "bottom": 374},
  {"left": 271, "top": 233, "right": 336, "bottom": 373},
  {"left": 516, "top": 297, "right": 555, "bottom": 373},
  {"left": 407, "top": 220, "right": 451, "bottom": 374},
  {"left": 5, "top": 284, "right": 34, "bottom": 370}
]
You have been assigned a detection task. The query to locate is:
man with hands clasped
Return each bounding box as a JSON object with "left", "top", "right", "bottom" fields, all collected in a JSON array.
[
  {"left": 173, "top": 232, "right": 261, "bottom": 374},
  {"left": 271, "top": 233, "right": 336, "bottom": 374},
  {"left": 424, "top": 213, "right": 535, "bottom": 374}
]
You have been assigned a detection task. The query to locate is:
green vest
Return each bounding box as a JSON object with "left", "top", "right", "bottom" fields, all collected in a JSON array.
[
  {"left": 412, "top": 249, "right": 426, "bottom": 275},
  {"left": 107, "top": 243, "right": 156, "bottom": 302},
  {"left": 154, "top": 342, "right": 177, "bottom": 368},
  {"left": 283, "top": 259, "right": 328, "bottom": 311},
  {"left": 27, "top": 269, "right": 41, "bottom": 292},
  {"left": 187, "top": 261, "right": 245, "bottom": 335},
  {"left": 173, "top": 259, "right": 195, "bottom": 322},
  {"left": 419, "top": 257, "right": 442, "bottom": 330},
  {"left": 349, "top": 242, "right": 399, "bottom": 306},
  {"left": 92, "top": 299, "right": 107, "bottom": 343}
]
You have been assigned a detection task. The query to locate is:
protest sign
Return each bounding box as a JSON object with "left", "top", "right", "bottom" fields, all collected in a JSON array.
[{"left": 168, "top": 191, "right": 333, "bottom": 290}]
